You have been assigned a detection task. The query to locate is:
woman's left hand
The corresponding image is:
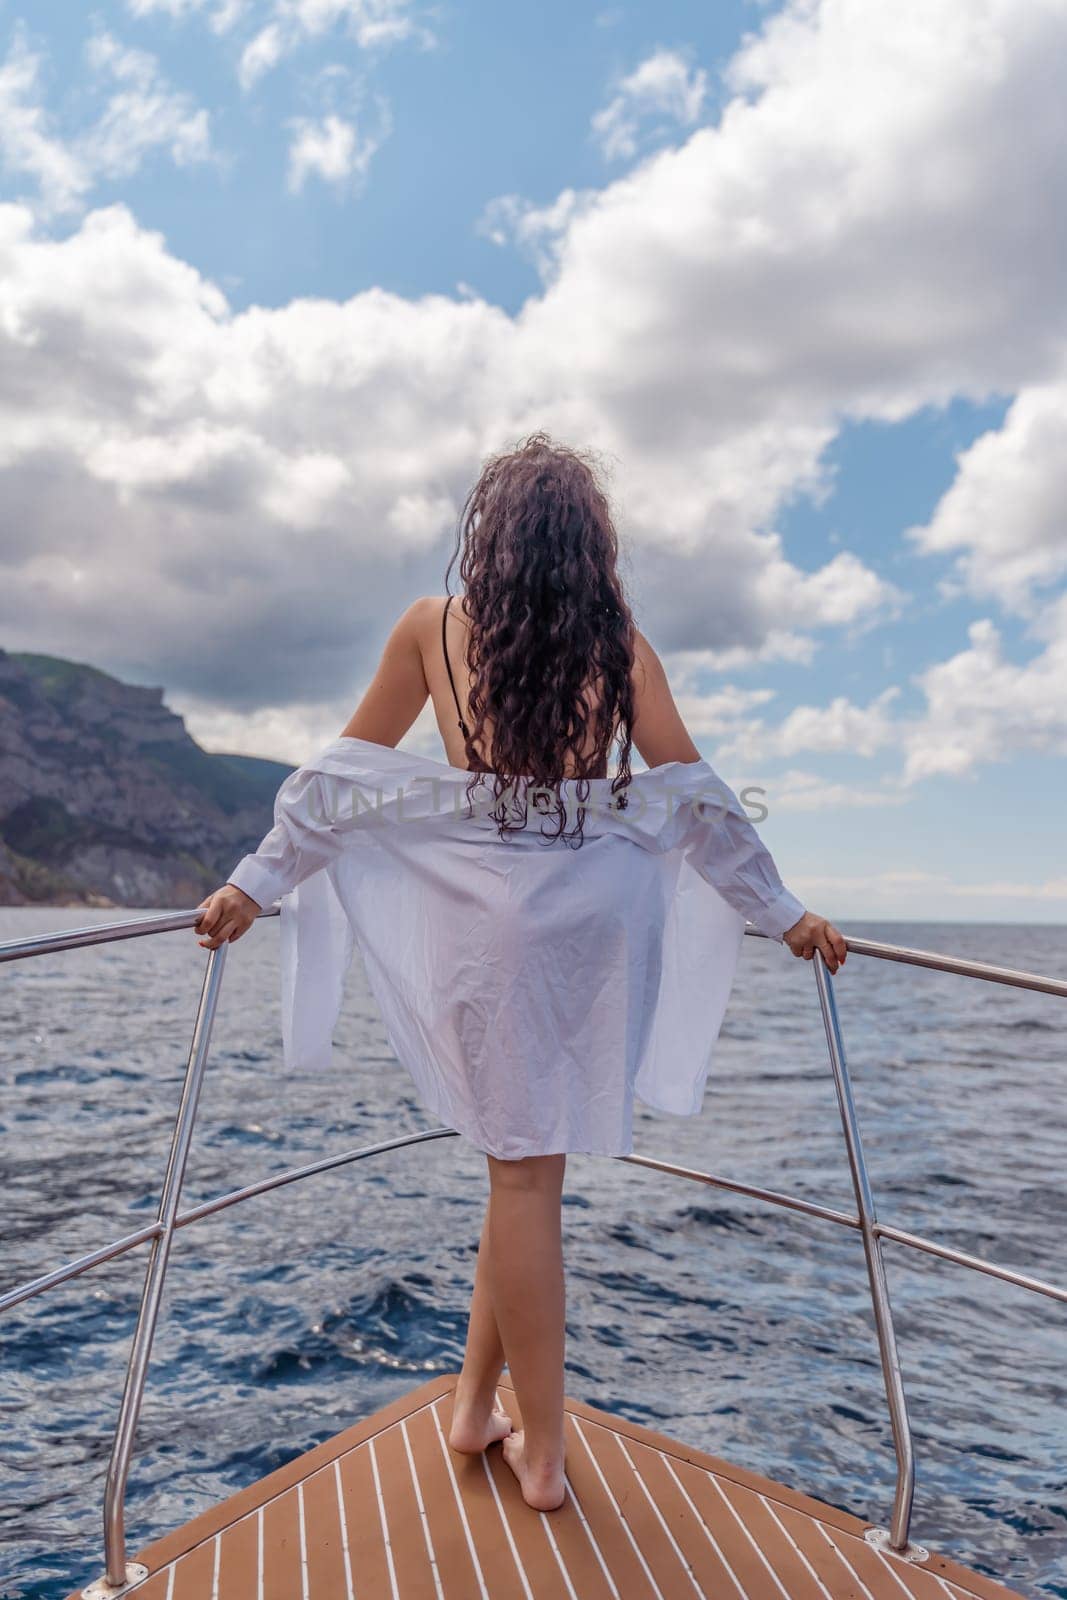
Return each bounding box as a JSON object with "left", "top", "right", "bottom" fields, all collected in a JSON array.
[
  {"left": 194, "top": 883, "right": 262, "bottom": 950},
  {"left": 782, "top": 910, "right": 848, "bottom": 973}
]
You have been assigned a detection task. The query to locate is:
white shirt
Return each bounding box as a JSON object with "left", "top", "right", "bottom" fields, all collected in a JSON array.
[{"left": 227, "top": 736, "right": 805, "bottom": 1161}]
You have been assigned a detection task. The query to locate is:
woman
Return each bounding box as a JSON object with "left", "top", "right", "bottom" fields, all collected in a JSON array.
[{"left": 194, "top": 431, "right": 846, "bottom": 1514}]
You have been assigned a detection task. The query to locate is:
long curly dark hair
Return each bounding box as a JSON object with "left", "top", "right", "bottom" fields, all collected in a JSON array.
[{"left": 443, "top": 430, "right": 638, "bottom": 845}]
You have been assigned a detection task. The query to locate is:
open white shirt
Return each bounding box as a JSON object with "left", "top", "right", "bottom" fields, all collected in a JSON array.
[{"left": 227, "top": 736, "right": 805, "bottom": 1160}]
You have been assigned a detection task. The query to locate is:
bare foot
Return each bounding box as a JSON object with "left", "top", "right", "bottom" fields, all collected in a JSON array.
[
  {"left": 448, "top": 1396, "right": 514, "bottom": 1455},
  {"left": 501, "top": 1430, "right": 566, "bottom": 1511}
]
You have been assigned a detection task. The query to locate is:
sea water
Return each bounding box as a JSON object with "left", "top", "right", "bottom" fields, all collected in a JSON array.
[{"left": 0, "top": 909, "right": 1064, "bottom": 1599}]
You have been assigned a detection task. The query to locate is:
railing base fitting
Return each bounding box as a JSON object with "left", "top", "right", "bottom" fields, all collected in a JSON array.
[
  {"left": 864, "top": 1527, "right": 930, "bottom": 1563},
  {"left": 82, "top": 1563, "right": 149, "bottom": 1597}
]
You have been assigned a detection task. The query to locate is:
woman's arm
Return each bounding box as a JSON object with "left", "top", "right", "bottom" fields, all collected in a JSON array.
[
  {"left": 339, "top": 598, "right": 431, "bottom": 745},
  {"left": 630, "top": 628, "right": 846, "bottom": 973},
  {"left": 196, "top": 766, "right": 351, "bottom": 948},
  {"left": 197, "top": 602, "right": 432, "bottom": 950},
  {"left": 630, "top": 628, "right": 703, "bottom": 769}
]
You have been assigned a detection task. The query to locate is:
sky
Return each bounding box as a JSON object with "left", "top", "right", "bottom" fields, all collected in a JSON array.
[{"left": 0, "top": 0, "right": 1065, "bottom": 924}]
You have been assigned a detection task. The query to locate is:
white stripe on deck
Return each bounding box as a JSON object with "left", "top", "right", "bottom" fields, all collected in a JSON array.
[
  {"left": 333, "top": 1459, "right": 355, "bottom": 1600},
  {"left": 823, "top": 1521, "right": 957, "bottom": 1600},
  {"left": 854, "top": 1528, "right": 924, "bottom": 1600},
  {"left": 538, "top": 1504, "right": 581, "bottom": 1600},
  {"left": 706, "top": 1473, "right": 796, "bottom": 1600},
  {"left": 368, "top": 1436, "right": 401, "bottom": 1600},
  {"left": 481, "top": 1450, "right": 535, "bottom": 1600},
  {"left": 101, "top": 1386, "right": 1003, "bottom": 1600},
  {"left": 657, "top": 1454, "right": 748, "bottom": 1600},
  {"left": 497, "top": 1389, "right": 624, "bottom": 1600},
  {"left": 571, "top": 1416, "right": 667, "bottom": 1600},
  {"left": 297, "top": 1482, "right": 310, "bottom": 1600},
  {"left": 869, "top": 1542, "right": 962, "bottom": 1600},
  {"left": 107, "top": 1393, "right": 451, "bottom": 1600},
  {"left": 430, "top": 1398, "right": 492, "bottom": 1600},
  {"left": 561, "top": 1469, "right": 623, "bottom": 1600},
  {"left": 489, "top": 1387, "right": 580, "bottom": 1600},
  {"left": 757, "top": 1494, "right": 837, "bottom": 1600},
  {"left": 816, "top": 1522, "right": 879, "bottom": 1600},
  {"left": 401, "top": 1416, "right": 445, "bottom": 1600},
  {"left": 614, "top": 1434, "right": 705, "bottom": 1597}
]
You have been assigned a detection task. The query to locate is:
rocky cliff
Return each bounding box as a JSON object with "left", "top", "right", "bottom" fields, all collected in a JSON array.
[{"left": 0, "top": 650, "right": 294, "bottom": 907}]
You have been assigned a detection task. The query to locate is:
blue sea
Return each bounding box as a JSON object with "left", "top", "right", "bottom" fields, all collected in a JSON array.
[{"left": 0, "top": 909, "right": 1064, "bottom": 1600}]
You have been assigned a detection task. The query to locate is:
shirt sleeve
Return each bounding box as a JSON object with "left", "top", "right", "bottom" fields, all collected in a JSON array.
[
  {"left": 226, "top": 766, "right": 352, "bottom": 911},
  {"left": 674, "top": 764, "right": 806, "bottom": 941}
]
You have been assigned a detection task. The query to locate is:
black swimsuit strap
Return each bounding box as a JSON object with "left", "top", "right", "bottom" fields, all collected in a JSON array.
[{"left": 442, "top": 595, "right": 470, "bottom": 738}]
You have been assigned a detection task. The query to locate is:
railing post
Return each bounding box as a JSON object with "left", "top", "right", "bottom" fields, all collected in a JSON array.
[
  {"left": 83, "top": 944, "right": 229, "bottom": 1598},
  {"left": 812, "top": 951, "right": 925, "bottom": 1561}
]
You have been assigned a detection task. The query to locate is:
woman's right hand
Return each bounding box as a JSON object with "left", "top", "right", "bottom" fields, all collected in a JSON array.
[
  {"left": 783, "top": 911, "right": 848, "bottom": 974},
  {"left": 194, "top": 883, "right": 262, "bottom": 950}
]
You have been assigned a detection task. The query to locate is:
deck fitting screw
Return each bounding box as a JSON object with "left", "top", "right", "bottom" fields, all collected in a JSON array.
[
  {"left": 81, "top": 1562, "right": 149, "bottom": 1598},
  {"left": 864, "top": 1527, "right": 930, "bottom": 1563}
]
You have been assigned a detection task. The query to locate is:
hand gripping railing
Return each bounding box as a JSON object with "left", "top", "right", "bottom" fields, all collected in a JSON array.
[{"left": 1, "top": 912, "right": 1064, "bottom": 1593}]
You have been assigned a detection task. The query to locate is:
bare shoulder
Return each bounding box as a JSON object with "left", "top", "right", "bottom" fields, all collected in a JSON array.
[
  {"left": 629, "top": 625, "right": 701, "bottom": 766},
  {"left": 392, "top": 595, "right": 446, "bottom": 645},
  {"left": 631, "top": 626, "right": 664, "bottom": 688},
  {"left": 409, "top": 594, "right": 468, "bottom": 629},
  {"left": 396, "top": 596, "right": 467, "bottom": 675},
  {"left": 407, "top": 595, "right": 444, "bottom": 624}
]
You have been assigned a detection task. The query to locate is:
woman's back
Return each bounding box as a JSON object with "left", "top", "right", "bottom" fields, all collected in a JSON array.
[
  {"left": 428, "top": 590, "right": 701, "bottom": 777},
  {"left": 432, "top": 592, "right": 609, "bottom": 776}
]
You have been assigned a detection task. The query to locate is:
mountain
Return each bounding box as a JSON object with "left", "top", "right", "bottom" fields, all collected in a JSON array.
[{"left": 0, "top": 650, "right": 294, "bottom": 907}]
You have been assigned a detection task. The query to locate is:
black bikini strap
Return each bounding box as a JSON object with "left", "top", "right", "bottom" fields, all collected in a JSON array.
[{"left": 442, "top": 595, "right": 470, "bottom": 738}]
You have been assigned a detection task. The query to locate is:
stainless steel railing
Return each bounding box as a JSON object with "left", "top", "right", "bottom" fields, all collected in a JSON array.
[{"left": 1, "top": 910, "right": 1064, "bottom": 1593}]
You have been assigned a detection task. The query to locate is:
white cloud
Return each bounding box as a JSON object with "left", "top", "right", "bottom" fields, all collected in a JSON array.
[
  {"left": 0, "top": 184, "right": 903, "bottom": 756},
  {"left": 0, "top": 28, "right": 92, "bottom": 214},
  {"left": 238, "top": 20, "right": 285, "bottom": 87},
  {"left": 908, "top": 382, "right": 1067, "bottom": 614},
  {"left": 238, "top": 0, "right": 434, "bottom": 88},
  {"left": 127, "top": 0, "right": 209, "bottom": 15},
  {"left": 662, "top": 669, "right": 906, "bottom": 777},
  {"left": 694, "top": 591, "right": 1067, "bottom": 793},
  {"left": 757, "top": 550, "right": 905, "bottom": 632},
  {"left": 476, "top": 188, "right": 599, "bottom": 283},
  {"left": 286, "top": 110, "right": 384, "bottom": 191},
  {"left": 128, "top": 0, "right": 240, "bottom": 19},
  {"left": 895, "top": 360, "right": 1067, "bottom": 791},
  {"left": 767, "top": 768, "right": 909, "bottom": 811},
  {"left": 948, "top": 876, "right": 1067, "bottom": 901},
  {"left": 83, "top": 30, "right": 214, "bottom": 177},
  {"left": 592, "top": 47, "right": 708, "bottom": 162},
  {"left": 786, "top": 864, "right": 1067, "bottom": 923},
  {"left": 903, "top": 603, "right": 1067, "bottom": 783},
  {"left": 3, "top": 0, "right": 1067, "bottom": 768},
  {"left": 667, "top": 679, "right": 777, "bottom": 739},
  {"left": 286, "top": 0, "right": 424, "bottom": 47},
  {"left": 170, "top": 677, "right": 448, "bottom": 760},
  {"left": 385, "top": 490, "right": 457, "bottom": 547},
  {"left": 719, "top": 688, "right": 901, "bottom": 765},
  {"left": 0, "top": 24, "right": 213, "bottom": 218},
  {"left": 208, "top": 0, "right": 249, "bottom": 29},
  {"left": 168, "top": 692, "right": 351, "bottom": 758}
]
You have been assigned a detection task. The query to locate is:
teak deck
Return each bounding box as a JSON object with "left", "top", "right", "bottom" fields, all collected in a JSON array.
[{"left": 72, "top": 1375, "right": 1025, "bottom": 1600}]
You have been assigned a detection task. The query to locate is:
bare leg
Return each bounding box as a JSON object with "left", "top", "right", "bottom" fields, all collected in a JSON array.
[
  {"left": 450, "top": 1198, "right": 513, "bottom": 1453},
  {"left": 487, "top": 1153, "right": 567, "bottom": 1511}
]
